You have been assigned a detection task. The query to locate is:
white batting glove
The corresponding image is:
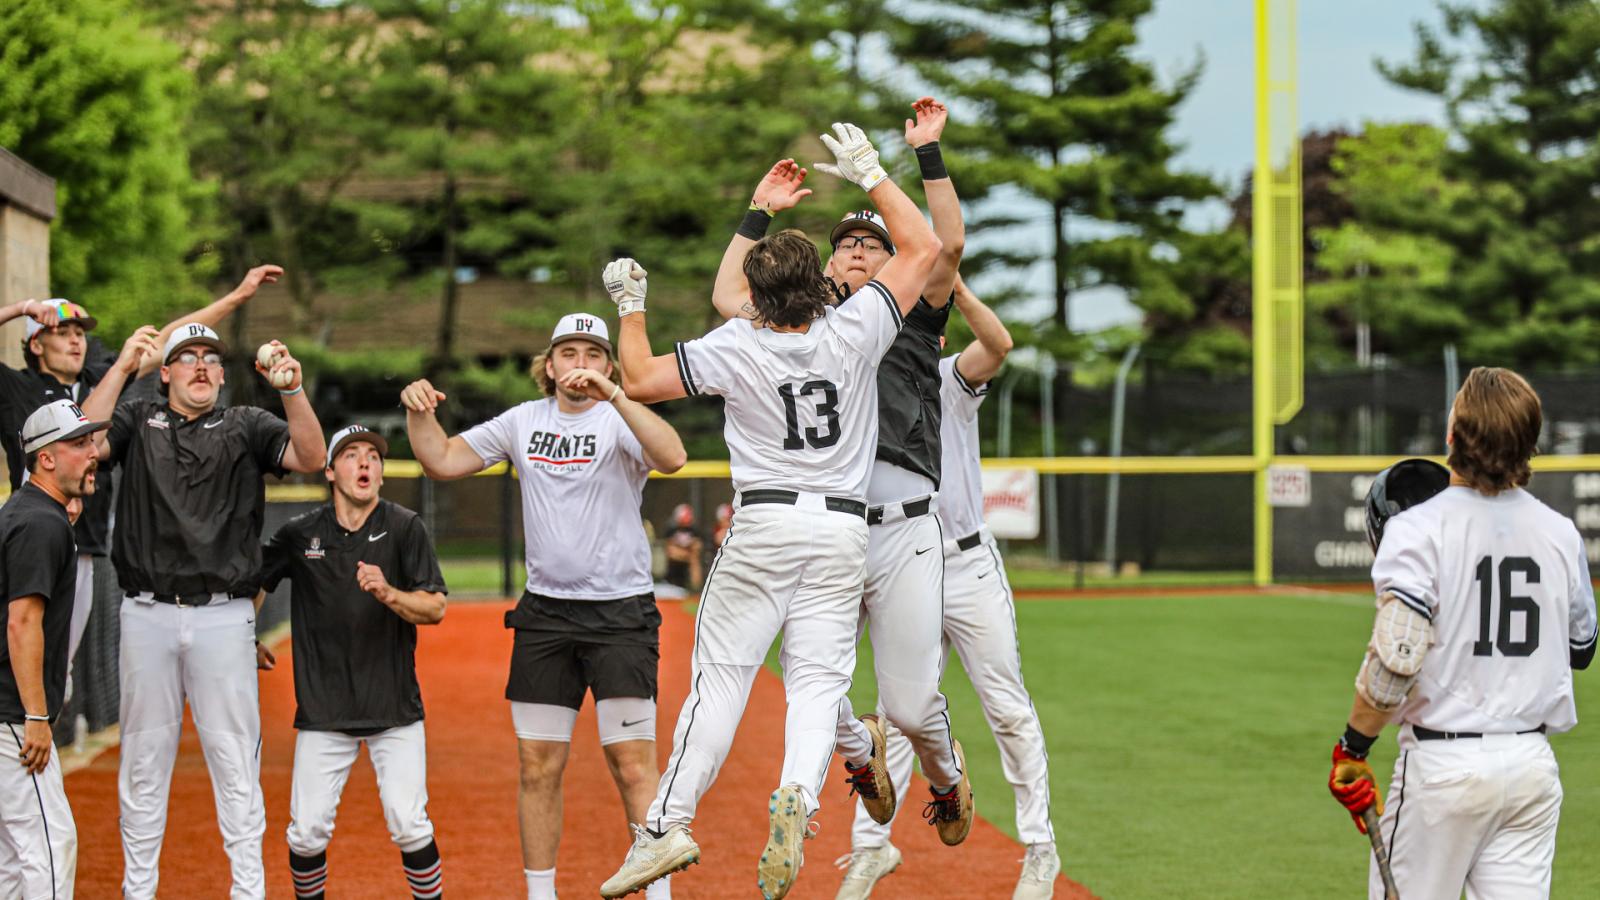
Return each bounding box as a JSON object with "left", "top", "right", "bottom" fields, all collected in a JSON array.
[
  {"left": 814, "top": 123, "right": 889, "bottom": 192},
  {"left": 603, "top": 257, "right": 648, "bottom": 316}
]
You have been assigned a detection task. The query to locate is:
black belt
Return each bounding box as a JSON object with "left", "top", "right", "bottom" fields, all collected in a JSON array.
[
  {"left": 740, "top": 489, "right": 866, "bottom": 519},
  {"left": 1414, "top": 724, "right": 1546, "bottom": 741},
  {"left": 866, "top": 496, "right": 932, "bottom": 526},
  {"left": 955, "top": 530, "right": 983, "bottom": 551},
  {"left": 128, "top": 591, "right": 222, "bottom": 608}
]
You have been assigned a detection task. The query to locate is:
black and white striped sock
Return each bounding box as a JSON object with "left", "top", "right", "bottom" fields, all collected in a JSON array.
[{"left": 402, "top": 839, "right": 444, "bottom": 899}]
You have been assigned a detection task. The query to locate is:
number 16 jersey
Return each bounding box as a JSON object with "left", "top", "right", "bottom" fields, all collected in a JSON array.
[
  {"left": 674, "top": 279, "right": 904, "bottom": 501},
  {"left": 1373, "top": 485, "right": 1599, "bottom": 734}
]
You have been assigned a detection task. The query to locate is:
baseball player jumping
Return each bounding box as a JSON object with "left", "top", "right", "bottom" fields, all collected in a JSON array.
[
  {"left": 402, "top": 313, "right": 687, "bottom": 900},
  {"left": 598, "top": 121, "right": 943, "bottom": 900},
  {"left": 1328, "top": 367, "right": 1596, "bottom": 899},
  {"left": 0, "top": 399, "right": 110, "bottom": 898},
  {"left": 261, "top": 425, "right": 448, "bottom": 900},
  {"left": 710, "top": 100, "right": 975, "bottom": 847},
  {"left": 835, "top": 276, "right": 1059, "bottom": 899},
  {"left": 79, "top": 320, "right": 327, "bottom": 900}
]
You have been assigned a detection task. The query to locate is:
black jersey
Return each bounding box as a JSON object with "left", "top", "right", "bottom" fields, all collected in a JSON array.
[
  {"left": 0, "top": 345, "right": 119, "bottom": 554},
  {"left": 262, "top": 499, "right": 447, "bottom": 732},
  {"left": 872, "top": 297, "right": 950, "bottom": 484},
  {"left": 0, "top": 483, "right": 77, "bottom": 724},
  {"left": 107, "top": 399, "right": 289, "bottom": 597}
]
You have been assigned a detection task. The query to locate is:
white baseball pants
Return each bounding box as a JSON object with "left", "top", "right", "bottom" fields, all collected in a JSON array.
[
  {"left": 1373, "top": 730, "right": 1562, "bottom": 900},
  {"left": 836, "top": 503, "right": 962, "bottom": 789},
  {"left": 286, "top": 721, "right": 435, "bottom": 855},
  {"left": 0, "top": 723, "right": 76, "bottom": 899},
  {"left": 66, "top": 556, "right": 92, "bottom": 674},
  {"left": 647, "top": 497, "right": 867, "bottom": 831},
  {"left": 852, "top": 534, "right": 1055, "bottom": 848},
  {"left": 118, "top": 595, "right": 265, "bottom": 900}
]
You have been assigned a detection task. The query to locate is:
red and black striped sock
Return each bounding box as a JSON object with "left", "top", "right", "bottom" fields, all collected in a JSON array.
[
  {"left": 402, "top": 839, "right": 443, "bottom": 899},
  {"left": 289, "top": 849, "right": 327, "bottom": 900}
]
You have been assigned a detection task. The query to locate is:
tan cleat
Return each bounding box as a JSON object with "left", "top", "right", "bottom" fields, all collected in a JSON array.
[
  {"left": 757, "top": 785, "right": 816, "bottom": 900},
  {"left": 601, "top": 824, "right": 700, "bottom": 898},
  {"left": 922, "top": 740, "right": 975, "bottom": 846},
  {"left": 834, "top": 842, "right": 902, "bottom": 900},
  {"left": 843, "top": 714, "right": 896, "bottom": 825},
  {"left": 1013, "top": 843, "right": 1060, "bottom": 899}
]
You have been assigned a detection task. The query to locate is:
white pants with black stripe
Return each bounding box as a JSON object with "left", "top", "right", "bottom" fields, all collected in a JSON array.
[
  {"left": 647, "top": 498, "right": 867, "bottom": 830},
  {"left": 118, "top": 596, "right": 265, "bottom": 900},
  {"left": 1374, "top": 729, "right": 1562, "bottom": 900},
  {"left": 0, "top": 723, "right": 76, "bottom": 900},
  {"left": 851, "top": 532, "right": 1055, "bottom": 848},
  {"left": 835, "top": 502, "right": 963, "bottom": 789},
  {"left": 286, "top": 721, "right": 435, "bottom": 856}
]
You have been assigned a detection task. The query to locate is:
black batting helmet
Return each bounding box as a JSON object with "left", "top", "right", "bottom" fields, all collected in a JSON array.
[{"left": 1365, "top": 458, "right": 1451, "bottom": 552}]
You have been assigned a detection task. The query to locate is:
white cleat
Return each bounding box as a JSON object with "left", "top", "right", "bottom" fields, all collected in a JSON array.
[
  {"left": 600, "top": 824, "right": 700, "bottom": 899},
  {"left": 833, "top": 842, "right": 902, "bottom": 900},
  {"left": 757, "top": 786, "right": 816, "bottom": 900},
  {"left": 1013, "top": 843, "right": 1060, "bottom": 899}
]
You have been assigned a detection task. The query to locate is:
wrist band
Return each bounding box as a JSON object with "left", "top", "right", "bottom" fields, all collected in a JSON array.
[
  {"left": 1340, "top": 724, "right": 1376, "bottom": 759},
  {"left": 608, "top": 383, "right": 622, "bottom": 402},
  {"left": 915, "top": 141, "right": 948, "bottom": 181},
  {"left": 24, "top": 714, "right": 48, "bottom": 723},
  {"left": 278, "top": 385, "right": 304, "bottom": 396},
  {"left": 737, "top": 207, "right": 774, "bottom": 241}
]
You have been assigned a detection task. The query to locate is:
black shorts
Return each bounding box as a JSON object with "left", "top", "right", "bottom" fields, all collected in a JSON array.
[{"left": 505, "top": 591, "right": 661, "bottom": 709}]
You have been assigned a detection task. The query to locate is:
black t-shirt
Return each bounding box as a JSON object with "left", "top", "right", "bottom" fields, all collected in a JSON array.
[
  {"left": 262, "top": 499, "right": 447, "bottom": 732},
  {"left": 0, "top": 484, "right": 77, "bottom": 724},
  {"left": 872, "top": 297, "right": 950, "bottom": 485},
  {"left": 662, "top": 525, "right": 702, "bottom": 589},
  {"left": 108, "top": 399, "right": 289, "bottom": 596},
  {"left": 0, "top": 344, "right": 119, "bottom": 554}
]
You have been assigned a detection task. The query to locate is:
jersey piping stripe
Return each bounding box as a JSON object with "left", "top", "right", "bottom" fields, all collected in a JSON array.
[
  {"left": 8, "top": 723, "right": 58, "bottom": 899},
  {"left": 985, "top": 541, "right": 1055, "bottom": 842},
  {"left": 1386, "top": 749, "right": 1408, "bottom": 865},
  {"left": 1389, "top": 587, "right": 1433, "bottom": 622},
  {"left": 673, "top": 342, "right": 699, "bottom": 396},
  {"left": 950, "top": 357, "right": 988, "bottom": 399},
  {"left": 1572, "top": 626, "right": 1598, "bottom": 650},
  {"left": 866, "top": 280, "right": 903, "bottom": 329}
]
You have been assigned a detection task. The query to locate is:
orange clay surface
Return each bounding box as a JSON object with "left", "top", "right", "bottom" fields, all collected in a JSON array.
[{"left": 70, "top": 600, "right": 1094, "bottom": 898}]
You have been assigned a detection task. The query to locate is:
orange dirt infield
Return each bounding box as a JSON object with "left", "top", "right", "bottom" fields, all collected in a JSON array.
[{"left": 70, "top": 601, "right": 1093, "bottom": 898}]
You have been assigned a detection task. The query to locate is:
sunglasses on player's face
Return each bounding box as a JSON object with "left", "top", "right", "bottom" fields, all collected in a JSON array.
[{"left": 835, "top": 235, "right": 887, "bottom": 252}]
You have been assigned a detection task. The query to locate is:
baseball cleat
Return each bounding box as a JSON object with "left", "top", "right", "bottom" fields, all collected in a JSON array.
[
  {"left": 757, "top": 785, "right": 815, "bottom": 900},
  {"left": 601, "top": 824, "right": 700, "bottom": 898},
  {"left": 843, "top": 714, "right": 896, "bottom": 824},
  {"left": 922, "top": 740, "right": 975, "bottom": 846},
  {"left": 1013, "top": 843, "right": 1060, "bottom": 899},
  {"left": 833, "top": 842, "right": 902, "bottom": 900}
]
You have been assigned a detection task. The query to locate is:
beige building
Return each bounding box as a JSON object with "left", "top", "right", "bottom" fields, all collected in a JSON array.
[{"left": 0, "top": 148, "right": 54, "bottom": 372}]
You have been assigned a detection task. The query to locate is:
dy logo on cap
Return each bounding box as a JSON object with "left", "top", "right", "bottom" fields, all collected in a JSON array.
[{"left": 574, "top": 317, "right": 595, "bottom": 333}]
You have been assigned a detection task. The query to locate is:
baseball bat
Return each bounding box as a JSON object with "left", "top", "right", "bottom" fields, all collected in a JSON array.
[{"left": 1362, "top": 807, "right": 1400, "bottom": 900}]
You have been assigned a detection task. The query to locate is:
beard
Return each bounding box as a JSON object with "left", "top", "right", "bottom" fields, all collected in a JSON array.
[
  {"left": 75, "top": 467, "right": 97, "bottom": 497},
  {"left": 559, "top": 385, "right": 593, "bottom": 403}
]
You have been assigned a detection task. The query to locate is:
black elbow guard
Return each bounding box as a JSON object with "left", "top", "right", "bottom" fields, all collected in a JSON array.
[{"left": 1572, "top": 642, "right": 1596, "bottom": 671}]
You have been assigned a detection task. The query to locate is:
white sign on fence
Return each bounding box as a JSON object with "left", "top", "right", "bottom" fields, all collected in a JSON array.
[
  {"left": 1267, "top": 464, "right": 1313, "bottom": 508},
  {"left": 982, "top": 467, "right": 1040, "bottom": 539}
]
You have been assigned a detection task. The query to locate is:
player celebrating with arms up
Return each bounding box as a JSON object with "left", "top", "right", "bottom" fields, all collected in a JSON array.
[
  {"left": 402, "top": 313, "right": 686, "bottom": 900},
  {"left": 1328, "top": 367, "right": 1596, "bottom": 899},
  {"left": 599, "top": 121, "right": 943, "bottom": 900}
]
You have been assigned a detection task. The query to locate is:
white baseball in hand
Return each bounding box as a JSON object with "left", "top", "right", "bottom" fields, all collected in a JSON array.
[
  {"left": 257, "top": 343, "right": 284, "bottom": 369},
  {"left": 270, "top": 367, "right": 296, "bottom": 389}
]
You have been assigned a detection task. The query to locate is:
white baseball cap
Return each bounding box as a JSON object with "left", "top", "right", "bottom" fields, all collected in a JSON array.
[
  {"left": 829, "top": 210, "right": 895, "bottom": 255},
  {"left": 163, "top": 323, "right": 228, "bottom": 364},
  {"left": 325, "top": 424, "right": 389, "bottom": 469},
  {"left": 21, "top": 399, "right": 109, "bottom": 454},
  {"left": 549, "top": 312, "right": 612, "bottom": 353},
  {"left": 22, "top": 299, "right": 98, "bottom": 340}
]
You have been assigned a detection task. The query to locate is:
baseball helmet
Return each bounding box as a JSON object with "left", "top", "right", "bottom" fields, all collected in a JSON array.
[{"left": 1364, "top": 458, "right": 1451, "bottom": 552}]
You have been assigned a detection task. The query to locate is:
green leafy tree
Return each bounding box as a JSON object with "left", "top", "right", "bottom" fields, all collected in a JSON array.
[{"left": 0, "top": 0, "right": 207, "bottom": 335}]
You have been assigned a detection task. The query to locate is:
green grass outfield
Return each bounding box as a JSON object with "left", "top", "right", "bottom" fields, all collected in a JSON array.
[{"left": 819, "top": 589, "right": 1599, "bottom": 899}]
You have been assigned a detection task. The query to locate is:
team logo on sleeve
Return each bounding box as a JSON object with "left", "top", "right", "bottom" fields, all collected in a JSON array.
[
  {"left": 304, "top": 537, "right": 326, "bottom": 560},
  {"left": 525, "top": 431, "right": 599, "bottom": 472}
]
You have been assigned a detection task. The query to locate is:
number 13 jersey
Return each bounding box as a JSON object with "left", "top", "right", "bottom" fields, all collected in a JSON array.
[
  {"left": 675, "top": 279, "right": 904, "bottom": 501},
  {"left": 1373, "top": 485, "right": 1599, "bottom": 734}
]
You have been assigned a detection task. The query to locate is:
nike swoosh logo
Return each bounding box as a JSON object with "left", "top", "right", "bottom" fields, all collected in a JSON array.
[
  {"left": 368, "top": 532, "right": 387, "bottom": 542},
  {"left": 621, "top": 718, "right": 651, "bottom": 728},
  {"left": 976, "top": 572, "right": 989, "bottom": 579},
  {"left": 915, "top": 548, "right": 932, "bottom": 555},
  {"left": 203, "top": 419, "right": 224, "bottom": 429}
]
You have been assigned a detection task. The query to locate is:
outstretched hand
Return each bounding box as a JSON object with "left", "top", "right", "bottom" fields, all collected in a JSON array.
[
  {"left": 751, "top": 159, "right": 813, "bottom": 214},
  {"left": 233, "top": 265, "right": 284, "bottom": 303},
  {"left": 904, "top": 96, "right": 948, "bottom": 147},
  {"left": 814, "top": 123, "right": 888, "bottom": 192},
  {"left": 116, "top": 326, "right": 162, "bottom": 377},
  {"left": 400, "top": 379, "right": 447, "bottom": 415}
]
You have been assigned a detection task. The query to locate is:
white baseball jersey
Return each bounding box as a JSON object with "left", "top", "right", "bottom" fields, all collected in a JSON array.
[
  {"left": 935, "top": 354, "right": 988, "bottom": 539},
  {"left": 1373, "top": 486, "right": 1599, "bottom": 734},
  {"left": 674, "top": 279, "right": 903, "bottom": 500},
  {"left": 462, "top": 398, "right": 654, "bottom": 600}
]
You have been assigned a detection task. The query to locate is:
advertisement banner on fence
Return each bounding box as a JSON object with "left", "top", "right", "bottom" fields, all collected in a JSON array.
[{"left": 982, "top": 467, "right": 1040, "bottom": 539}]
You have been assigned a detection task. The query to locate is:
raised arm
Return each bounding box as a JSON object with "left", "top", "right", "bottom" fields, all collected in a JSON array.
[
  {"left": 952, "top": 275, "right": 1013, "bottom": 386},
  {"left": 399, "top": 380, "right": 489, "bottom": 480},
  {"left": 0, "top": 299, "right": 62, "bottom": 335},
  {"left": 142, "top": 265, "right": 283, "bottom": 378},
  {"left": 81, "top": 326, "right": 162, "bottom": 453},
  {"left": 257, "top": 342, "right": 325, "bottom": 474},
  {"left": 905, "top": 98, "right": 964, "bottom": 309},
  {"left": 604, "top": 258, "right": 688, "bottom": 404},
  {"left": 713, "top": 160, "right": 815, "bottom": 321},
  {"left": 556, "top": 368, "right": 687, "bottom": 473},
  {"left": 815, "top": 123, "right": 942, "bottom": 316}
]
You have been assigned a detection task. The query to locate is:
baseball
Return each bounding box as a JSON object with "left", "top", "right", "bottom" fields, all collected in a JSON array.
[
  {"left": 271, "top": 366, "right": 296, "bottom": 390},
  {"left": 257, "top": 342, "right": 283, "bottom": 370}
]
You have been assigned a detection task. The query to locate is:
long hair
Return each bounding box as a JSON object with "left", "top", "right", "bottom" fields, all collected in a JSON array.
[
  {"left": 744, "top": 230, "right": 834, "bottom": 329},
  {"left": 1448, "top": 366, "right": 1542, "bottom": 494},
  {"left": 530, "top": 349, "right": 619, "bottom": 397}
]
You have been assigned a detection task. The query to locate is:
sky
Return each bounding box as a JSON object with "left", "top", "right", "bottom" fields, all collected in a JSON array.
[{"left": 974, "top": 0, "right": 1451, "bottom": 331}]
